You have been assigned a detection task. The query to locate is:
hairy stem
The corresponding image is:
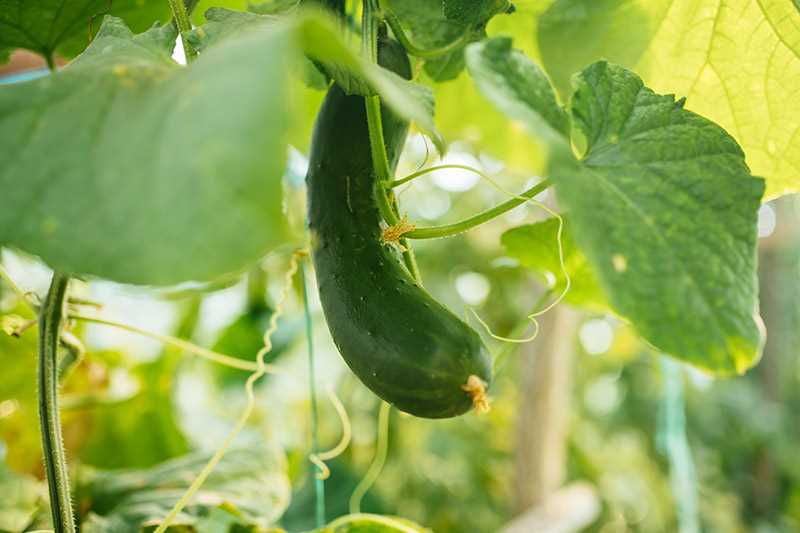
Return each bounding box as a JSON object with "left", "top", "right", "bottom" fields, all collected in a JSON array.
[
  {"left": 406, "top": 179, "right": 551, "bottom": 239},
  {"left": 38, "top": 273, "right": 76, "bottom": 533},
  {"left": 167, "top": 0, "right": 197, "bottom": 62}
]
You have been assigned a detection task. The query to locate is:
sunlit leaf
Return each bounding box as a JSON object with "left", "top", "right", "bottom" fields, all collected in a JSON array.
[
  {"left": 553, "top": 61, "right": 764, "bottom": 374},
  {"left": 537, "top": 0, "right": 800, "bottom": 200},
  {"left": 465, "top": 37, "right": 570, "bottom": 159},
  {"left": 0, "top": 16, "right": 293, "bottom": 285}
]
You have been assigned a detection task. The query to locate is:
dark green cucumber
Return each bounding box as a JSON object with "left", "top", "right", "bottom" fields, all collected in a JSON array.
[{"left": 306, "top": 38, "right": 492, "bottom": 418}]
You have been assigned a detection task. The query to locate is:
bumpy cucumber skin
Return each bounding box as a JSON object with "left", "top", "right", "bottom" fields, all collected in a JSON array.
[{"left": 306, "top": 38, "right": 492, "bottom": 418}]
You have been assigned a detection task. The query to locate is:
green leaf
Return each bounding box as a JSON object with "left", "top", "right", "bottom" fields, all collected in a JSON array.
[
  {"left": 0, "top": 460, "right": 44, "bottom": 532},
  {"left": 294, "top": 14, "right": 444, "bottom": 151},
  {"left": 552, "top": 61, "right": 764, "bottom": 375},
  {"left": 209, "top": 307, "right": 300, "bottom": 388},
  {"left": 502, "top": 218, "right": 607, "bottom": 310},
  {"left": 465, "top": 37, "right": 571, "bottom": 158},
  {"left": 536, "top": 0, "right": 659, "bottom": 99},
  {"left": 537, "top": 0, "right": 800, "bottom": 200},
  {"left": 189, "top": 6, "right": 331, "bottom": 90},
  {"left": 251, "top": 0, "right": 309, "bottom": 14},
  {"left": 311, "top": 514, "right": 431, "bottom": 533},
  {"left": 188, "top": 8, "right": 444, "bottom": 152},
  {"left": 0, "top": 16, "right": 293, "bottom": 286},
  {"left": 386, "top": 0, "right": 509, "bottom": 82},
  {"left": 0, "top": 0, "right": 171, "bottom": 61},
  {"left": 79, "top": 353, "right": 192, "bottom": 469},
  {"left": 443, "top": 0, "right": 513, "bottom": 26},
  {"left": 82, "top": 445, "right": 290, "bottom": 531}
]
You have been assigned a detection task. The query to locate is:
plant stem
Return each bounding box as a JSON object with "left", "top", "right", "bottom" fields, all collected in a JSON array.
[
  {"left": 167, "top": 0, "right": 197, "bottom": 62},
  {"left": 380, "top": 2, "right": 471, "bottom": 59},
  {"left": 362, "top": 0, "right": 422, "bottom": 283},
  {"left": 406, "top": 179, "right": 551, "bottom": 239},
  {"left": 365, "top": 97, "right": 400, "bottom": 226},
  {"left": 45, "top": 53, "right": 56, "bottom": 72},
  {"left": 38, "top": 273, "right": 76, "bottom": 533}
]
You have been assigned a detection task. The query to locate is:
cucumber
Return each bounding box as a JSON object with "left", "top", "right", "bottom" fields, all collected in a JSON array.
[{"left": 306, "top": 37, "right": 492, "bottom": 418}]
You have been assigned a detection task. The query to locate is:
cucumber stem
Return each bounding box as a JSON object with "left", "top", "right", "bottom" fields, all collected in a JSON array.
[
  {"left": 38, "top": 273, "right": 76, "bottom": 533},
  {"left": 362, "top": 0, "right": 422, "bottom": 283},
  {"left": 405, "top": 179, "right": 552, "bottom": 239},
  {"left": 167, "top": 0, "right": 197, "bottom": 62}
]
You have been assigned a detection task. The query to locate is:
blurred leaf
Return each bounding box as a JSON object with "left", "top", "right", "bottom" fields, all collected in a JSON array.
[
  {"left": 553, "top": 61, "right": 764, "bottom": 375},
  {"left": 188, "top": 8, "right": 444, "bottom": 152},
  {"left": 386, "top": 0, "right": 510, "bottom": 82},
  {"left": 501, "top": 218, "right": 606, "bottom": 310},
  {"left": 82, "top": 445, "right": 291, "bottom": 532},
  {"left": 209, "top": 308, "right": 300, "bottom": 388},
  {"left": 0, "top": 16, "right": 293, "bottom": 286},
  {"left": 0, "top": 307, "right": 44, "bottom": 473},
  {"left": 0, "top": 0, "right": 170, "bottom": 62},
  {"left": 310, "top": 514, "right": 431, "bottom": 532},
  {"left": 0, "top": 459, "right": 44, "bottom": 532},
  {"left": 79, "top": 354, "right": 191, "bottom": 469},
  {"left": 536, "top": 0, "right": 657, "bottom": 98},
  {"left": 465, "top": 37, "right": 570, "bottom": 159},
  {"left": 443, "top": 0, "right": 513, "bottom": 26},
  {"left": 537, "top": 0, "right": 800, "bottom": 200},
  {"left": 250, "top": 0, "right": 303, "bottom": 15},
  {"left": 282, "top": 460, "right": 385, "bottom": 532},
  {"left": 80, "top": 299, "right": 198, "bottom": 468}
]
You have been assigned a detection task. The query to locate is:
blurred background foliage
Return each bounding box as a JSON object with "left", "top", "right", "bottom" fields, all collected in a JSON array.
[
  {"left": 2, "top": 0, "right": 800, "bottom": 531},
  {"left": 2, "top": 137, "right": 799, "bottom": 531}
]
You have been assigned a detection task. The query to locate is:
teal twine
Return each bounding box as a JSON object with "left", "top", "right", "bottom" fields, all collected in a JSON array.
[{"left": 658, "top": 357, "right": 700, "bottom": 533}]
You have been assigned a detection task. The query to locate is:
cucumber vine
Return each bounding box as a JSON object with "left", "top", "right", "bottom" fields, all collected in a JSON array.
[{"left": 38, "top": 273, "right": 75, "bottom": 533}]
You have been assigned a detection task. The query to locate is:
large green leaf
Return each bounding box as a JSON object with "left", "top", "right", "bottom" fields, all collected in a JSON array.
[
  {"left": 502, "top": 218, "right": 607, "bottom": 310},
  {"left": 0, "top": 0, "right": 171, "bottom": 61},
  {"left": 189, "top": 8, "right": 444, "bottom": 151},
  {"left": 537, "top": 0, "right": 800, "bottom": 200},
  {"left": 0, "top": 16, "right": 293, "bottom": 286},
  {"left": 82, "top": 445, "right": 290, "bottom": 532},
  {"left": 464, "top": 37, "right": 570, "bottom": 157},
  {"left": 554, "top": 61, "right": 764, "bottom": 374},
  {"left": 452, "top": 37, "right": 765, "bottom": 372}
]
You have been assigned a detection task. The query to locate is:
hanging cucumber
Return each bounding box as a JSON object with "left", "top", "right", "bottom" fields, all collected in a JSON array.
[{"left": 306, "top": 37, "right": 492, "bottom": 418}]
